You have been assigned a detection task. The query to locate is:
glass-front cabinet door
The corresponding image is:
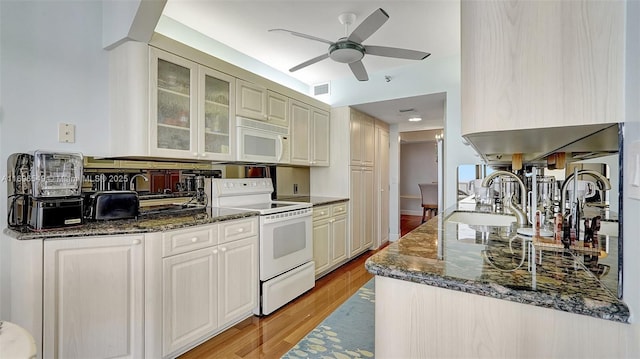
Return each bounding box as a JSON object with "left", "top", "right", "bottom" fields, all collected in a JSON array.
[
  {"left": 199, "top": 67, "right": 236, "bottom": 161},
  {"left": 150, "top": 48, "right": 198, "bottom": 158}
]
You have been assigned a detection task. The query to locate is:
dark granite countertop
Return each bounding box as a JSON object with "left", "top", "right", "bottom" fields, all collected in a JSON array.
[
  {"left": 366, "top": 203, "right": 629, "bottom": 323},
  {"left": 4, "top": 207, "right": 259, "bottom": 240},
  {"left": 277, "top": 195, "right": 349, "bottom": 207}
]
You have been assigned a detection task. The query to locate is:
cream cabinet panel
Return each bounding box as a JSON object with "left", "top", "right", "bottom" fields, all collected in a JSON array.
[
  {"left": 311, "top": 108, "right": 330, "bottom": 166},
  {"left": 267, "top": 90, "right": 289, "bottom": 127},
  {"left": 236, "top": 79, "right": 267, "bottom": 121},
  {"left": 43, "top": 235, "right": 144, "bottom": 359},
  {"left": 349, "top": 168, "right": 363, "bottom": 257},
  {"left": 218, "top": 236, "right": 258, "bottom": 326},
  {"left": 312, "top": 217, "right": 331, "bottom": 276},
  {"left": 331, "top": 214, "right": 348, "bottom": 264},
  {"left": 362, "top": 168, "right": 375, "bottom": 249},
  {"left": 461, "top": 0, "right": 624, "bottom": 135},
  {"left": 375, "top": 126, "right": 390, "bottom": 247},
  {"left": 313, "top": 203, "right": 349, "bottom": 278},
  {"left": 350, "top": 166, "right": 374, "bottom": 257},
  {"left": 290, "top": 99, "right": 311, "bottom": 165},
  {"left": 350, "top": 110, "right": 375, "bottom": 167},
  {"left": 162, "top": 247, "right": 218, "bottom": 356}
]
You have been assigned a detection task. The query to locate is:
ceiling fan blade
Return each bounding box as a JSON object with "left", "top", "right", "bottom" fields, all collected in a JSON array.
[
  {"left": 365, "top": 45, "right": 431, "bottom": 60},
  {"left": 268, "top": 28, "right": 334, "bottom": 45},
  {"left": 347, "top": 8, "right": 389, "bottom": 44},
  {"left": 349, "top": 60, "right": 369, "bottom": 81},
  {"left": 289, "top": 53, "right": 330, "bottom": 72}
]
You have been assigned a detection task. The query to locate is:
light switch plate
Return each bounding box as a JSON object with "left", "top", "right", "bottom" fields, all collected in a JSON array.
[
  {"left": 628, "top": 140, "right": 640, "bottom": 200},
  {"left": 58, "top": 123, "right": 75, "bottom": 143}
]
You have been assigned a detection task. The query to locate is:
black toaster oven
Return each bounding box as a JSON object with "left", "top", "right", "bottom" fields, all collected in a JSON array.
[{"left": 84, "top": 191, "right": 139, "bottom": 221}]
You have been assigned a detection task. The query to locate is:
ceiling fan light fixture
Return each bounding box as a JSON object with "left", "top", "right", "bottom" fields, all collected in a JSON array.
[{"left": 329, "top": 41, "right": 365, "bottom": 63}]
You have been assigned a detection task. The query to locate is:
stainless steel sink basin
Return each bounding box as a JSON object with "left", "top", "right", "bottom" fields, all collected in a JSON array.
[{"left": 446, "top": 211, "right": 517, "bottom": 227}]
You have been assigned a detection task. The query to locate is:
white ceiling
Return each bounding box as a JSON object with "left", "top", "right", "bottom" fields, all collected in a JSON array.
[{"left": 161, "top": 0, "right": 458, "bottom": 130}]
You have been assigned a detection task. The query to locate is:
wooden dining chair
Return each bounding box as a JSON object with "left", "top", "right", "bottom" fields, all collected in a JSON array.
[{"left": 418, "top": 183, "right": 438, "bottom": 223}]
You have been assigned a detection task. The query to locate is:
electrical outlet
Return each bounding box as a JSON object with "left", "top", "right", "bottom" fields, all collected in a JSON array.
[
  {"left": 293, "top": 183, "right": 298, "bottom": 194},
  {"left": 58, "top": 123, "right": 75, "bottom": 143}
]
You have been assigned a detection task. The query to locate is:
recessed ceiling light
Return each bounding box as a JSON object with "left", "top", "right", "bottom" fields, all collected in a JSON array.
[{"left": 408, "top": 117, "right": 422, "bottom": 122}]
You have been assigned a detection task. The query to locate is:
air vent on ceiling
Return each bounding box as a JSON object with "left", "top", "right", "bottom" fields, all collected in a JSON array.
[{"left": 313, "top": 82, "right": 330, "bottom": 96}]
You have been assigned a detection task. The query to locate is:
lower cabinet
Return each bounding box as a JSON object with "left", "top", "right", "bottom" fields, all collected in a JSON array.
[
  {"left": 43, "top": 235, "right": 144, "bottom": 359},
  {"left": 147, "top": 218, "right": 259, "bottom": 358},
  {"left": 312, "top": 202, "right": 348, "bottom": 278}
]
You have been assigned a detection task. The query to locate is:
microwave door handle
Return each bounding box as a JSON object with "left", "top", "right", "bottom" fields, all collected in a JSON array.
[{"left": 277, "top": 135, "right": 284, "bottom": 162}]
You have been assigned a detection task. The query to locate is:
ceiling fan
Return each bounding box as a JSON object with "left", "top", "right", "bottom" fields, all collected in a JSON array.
[{"left": 269, "top": 8, "right": 431, "bottom": 81}]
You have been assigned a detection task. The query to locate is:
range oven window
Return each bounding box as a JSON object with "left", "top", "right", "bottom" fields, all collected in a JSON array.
[{"left": 273, "top": 221, "right": 307, "bottom": 259}]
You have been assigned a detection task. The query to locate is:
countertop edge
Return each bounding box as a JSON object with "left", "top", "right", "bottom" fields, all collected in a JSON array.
[
  {"left": 365, "top": 259, "right": 630, "bottom": 323},
  {"left": 4, "top": 210, "right": 260, "bottom": 240}
]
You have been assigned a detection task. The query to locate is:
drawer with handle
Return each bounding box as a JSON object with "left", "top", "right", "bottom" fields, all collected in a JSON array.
[
  {"left": 331, "top": 203, "right": 347, "bottom": 216},
  {"left": 219, "top": 218, "right": 258, "bottom": 243},
  {"left": 313, "top": 205, "right": 331, "bottom": 221},
  {"left": 162, "top": 224, "right": 218, "bottom": 257}
]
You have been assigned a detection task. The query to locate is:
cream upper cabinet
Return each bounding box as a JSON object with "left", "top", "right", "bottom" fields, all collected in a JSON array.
[
  {"left": 266, "top": 90, "right": 289, "bottom": 127},
  {"left": 43, "top": 235, "right": 144, "bottom": 359},
  {"left": 290, "top": 100, "right": 330, "bottom": 166},
  {"left": 461, "top": 0, "right": 625, "bottom": 135},
  {"left": 350, "top": 110, "right": 375, "bottom": 167},
  {"left": 236, "top": 79, "right": 267, "bottom": 120},
  {"left": 290, "top": 99, "right": 311, "bottom": 165},
  {"left": 236, "top": 79, "right": 289, "bottom": 127},
  {"left": 110, "top": 44, "right": 236, "bottom": 161},
  {"left": 149, "top": 49, "right": 198, "bottom": 158},
  {"left": 311, "top": 108, "right": 330, "bottom": 166},
  {"left": 199, "top": 66, "right": 236, "bottom": 160}
]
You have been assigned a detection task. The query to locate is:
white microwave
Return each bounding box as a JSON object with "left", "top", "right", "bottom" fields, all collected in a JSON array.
[{"left": 236, "top": 117, "right": 290, "bottom": 164}]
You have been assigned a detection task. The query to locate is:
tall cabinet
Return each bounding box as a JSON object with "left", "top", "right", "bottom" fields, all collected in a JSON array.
[{"left": 311, "top": 106, "right": 389, "bottom": 259}]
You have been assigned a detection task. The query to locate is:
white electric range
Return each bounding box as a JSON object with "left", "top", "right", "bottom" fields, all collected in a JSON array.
[{"left": 207, "top": 178, "right": 314, "bottom": 315}]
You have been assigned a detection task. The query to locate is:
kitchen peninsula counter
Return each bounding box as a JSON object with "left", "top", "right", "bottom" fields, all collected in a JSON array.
[
  {"left": 4, "top": 207, "right": 259, "bottom": 240},
  {"left": 366, "top": 204, "right": 629, "bottom": 323}
]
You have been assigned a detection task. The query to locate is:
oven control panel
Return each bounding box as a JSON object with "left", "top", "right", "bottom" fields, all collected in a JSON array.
[
  {"left": 261, "top": 208, "right": 313, "bottom": 224},
  {"left": 211, "top": 178, "right": 273, "bottom": 197}
]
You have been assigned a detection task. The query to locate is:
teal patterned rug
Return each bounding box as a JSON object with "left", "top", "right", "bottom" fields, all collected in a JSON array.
[{"left": 281, "top": 278, "right": 375, "bottom": 359}]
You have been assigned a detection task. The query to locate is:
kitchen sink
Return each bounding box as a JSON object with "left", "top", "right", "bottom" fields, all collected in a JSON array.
[{"left": 445, "top": 211, "right": 517, "bottom": 227}]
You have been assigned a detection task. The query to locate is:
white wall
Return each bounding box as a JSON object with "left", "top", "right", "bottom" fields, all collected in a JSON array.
[
  {"left": 400, "top": 141, "right": 438, "bottom": 215},
  {"left": 0, "top": 0, "right": 112, "bottom": 319}
]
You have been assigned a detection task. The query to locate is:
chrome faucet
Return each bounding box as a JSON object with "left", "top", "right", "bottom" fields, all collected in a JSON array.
[
  {"left": 129, "top": 173, "right": 148, "bottom": 191},
  {"left": 560, "top": 170, "right": 611, "bottom": 214},
  {"left": 482, "top": 171, "right": 528, "bottom": 225}
]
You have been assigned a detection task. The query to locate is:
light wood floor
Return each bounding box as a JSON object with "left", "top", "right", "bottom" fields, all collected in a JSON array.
[{"left": 180, "top": 218, "right": 418, "bottom": 359}]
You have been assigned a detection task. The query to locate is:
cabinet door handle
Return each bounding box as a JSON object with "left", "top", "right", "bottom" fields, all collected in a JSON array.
[
  {"left": 191, "top": 237, "right": 198, "bottom": 243},
  {"left": 213, "top": 249, "right": 218, "bottom": 254},
  {"left": 192, "top": 152, "right": 198, "bottom": 156},
  {"left": 320, "top": 211, "right": 325, "bottom": 215},
  {"left": 237, "top": 228, "right": 244, "bottom": 233},
  {"left": 200, "top": 153, "right": 207, "bottom": 157},
  {"left": 132, "top": 239, "right": 141, "bottom": 245},
  {"left": 221, "top": 247, "right": 227, "bottom": 252}
]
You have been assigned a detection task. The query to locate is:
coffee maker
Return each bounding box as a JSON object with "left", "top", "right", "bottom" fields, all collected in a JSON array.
[{"left": 7, "top": 151, "right": 84, "bottom": 230}]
